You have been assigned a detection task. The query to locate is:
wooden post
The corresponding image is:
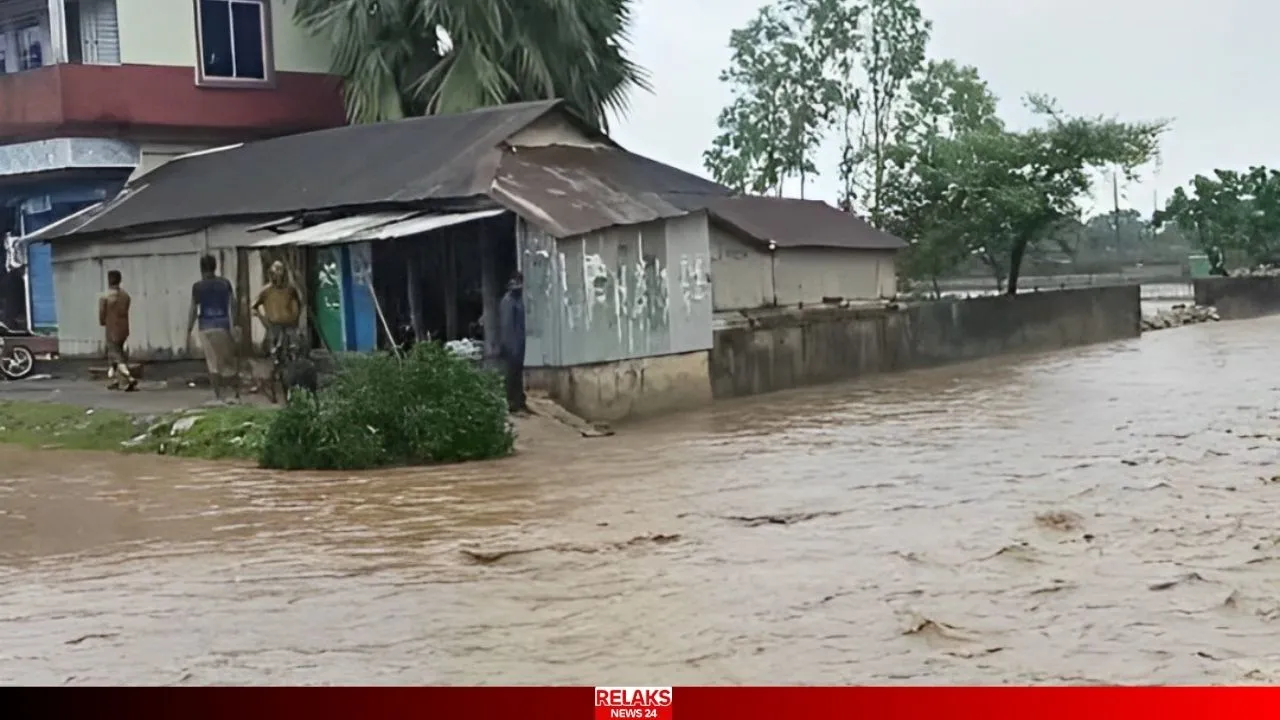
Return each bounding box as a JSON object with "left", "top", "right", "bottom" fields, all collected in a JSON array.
[
  {"left": 480, "top": 224, "right": 499, "bottom": 358},
  {"left": 235, "top": 248, "right": 254, "bottom": 356},
  {"left": 406, "top": 252, "right": 425, "bottom": 341},
  {"left": 443, "top": 232, "right": 458, "bottom": 340}
]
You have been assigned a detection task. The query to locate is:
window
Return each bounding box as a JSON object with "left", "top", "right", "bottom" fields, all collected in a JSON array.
[{"left": 195, "top": 0, "right": 272, "bottom": 84}]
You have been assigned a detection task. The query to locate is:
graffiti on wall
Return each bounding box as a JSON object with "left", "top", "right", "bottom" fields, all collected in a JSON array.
[
  {"left": 348, "top": 244, "right": 372, "bottom": 289},
  {"left": 519, "top": 217, "right": 712, "bottom": 365},
  {"left": 557, "top": 244, "right": 672, "bottom": 343},
  {"left": 678, "top": 254, "right": 709, "bottom": 316},
  {"left": 317, "top": 256, "right": 341, "bottom": 310}
]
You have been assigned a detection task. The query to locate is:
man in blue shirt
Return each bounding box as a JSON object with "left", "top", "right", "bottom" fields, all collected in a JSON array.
[
  {"left": 187, "top": 254, "right": 240, "bottom": 401},
  {"left": 498, "top": 272, "right": 527, "bottom": 413}
]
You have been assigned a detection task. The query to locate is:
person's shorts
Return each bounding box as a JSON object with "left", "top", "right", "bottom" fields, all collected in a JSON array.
[
  {"left": 199, "top": 328, "right": 238, "bottom": 379},
  {"left": 262, "top": 324, "right": 300, "bottom": 357},
  {"left": 105, "top": 340, "right": 128, "bottom": 366}
]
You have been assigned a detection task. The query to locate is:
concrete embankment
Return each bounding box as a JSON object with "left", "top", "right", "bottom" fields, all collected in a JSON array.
[
  {"left": 1193, "top": 276, "right": 1280, "bottom": 320},
  {"left": 710, "top": 285, "right": 1140, "bottom": 399}
]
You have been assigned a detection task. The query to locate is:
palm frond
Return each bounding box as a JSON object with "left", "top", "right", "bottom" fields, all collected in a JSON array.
[{"left": 291, "top": 0, "right": 648, "bottom": 128}]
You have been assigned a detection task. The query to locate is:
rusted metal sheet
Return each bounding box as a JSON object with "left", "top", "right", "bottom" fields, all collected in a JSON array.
[
  {"left": 704, "top": 196, "right": 908, "bottom": 251},
  {"left": 492, "top": 145, "right": 731, "bottom": 238}
]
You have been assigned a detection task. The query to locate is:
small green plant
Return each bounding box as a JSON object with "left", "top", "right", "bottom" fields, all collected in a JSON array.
[{"left": 258, "top": 342, "right": 515, "bottom": 470}]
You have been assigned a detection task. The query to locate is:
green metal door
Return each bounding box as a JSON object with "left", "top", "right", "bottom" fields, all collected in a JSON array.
[
  {"left": 1188, "top": 254, "right": 1211, "bottom": 279},
  {"left": 313, "top": 246, "right": 345, "bottom": 351}
]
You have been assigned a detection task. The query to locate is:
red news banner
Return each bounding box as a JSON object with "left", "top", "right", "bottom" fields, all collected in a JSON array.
[{"left": 596, "top": 687, "right": 674, "bottom": 720}]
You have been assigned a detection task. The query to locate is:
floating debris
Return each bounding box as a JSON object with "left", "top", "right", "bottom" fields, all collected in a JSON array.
[
  {"left": 722, "top": 511, "right": 843, "bottom": 527},
  {"left": 1035, "top": 510, "right": 1085, "bottom": 532},
  {"left": 459, "top": 533, "right": 682, "bottom": 564}
]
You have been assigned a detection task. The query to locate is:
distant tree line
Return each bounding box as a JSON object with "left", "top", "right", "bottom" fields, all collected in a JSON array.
[{"left": 702, "top": 0, "right": 1168, "bottom": 296}]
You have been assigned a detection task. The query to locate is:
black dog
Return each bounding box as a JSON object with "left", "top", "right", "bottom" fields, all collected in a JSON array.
[
  {"left": 264, "top": 340, "right": 318, "bottom": 404},
  {"left": 280, "top": 355, "right": 319, "bottom": 401}
]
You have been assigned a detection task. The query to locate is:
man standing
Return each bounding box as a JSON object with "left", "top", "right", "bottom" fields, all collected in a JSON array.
[
  {"left": 187, "top": 254, "right": 240, "bottom": 401},
  {"left": 252, "top": 260, "right": 302, "bottom": 357},
  {"left": 99, "top": 269, "right": 137, "bottom": 391},
  {"left": 498, "top": 271, "right": 527, "bottom": 414}
]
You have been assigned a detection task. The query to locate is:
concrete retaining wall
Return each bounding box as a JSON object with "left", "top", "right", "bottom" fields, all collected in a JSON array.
[
  {"left": 1192, "top": 277, "right": 1280, "bottom": 320},
  {"left": 710, "top": 285, "right": 1141, "bottom": 399},
  {"left": 525, "top": 350, "right": 713, "bottom": 424}
]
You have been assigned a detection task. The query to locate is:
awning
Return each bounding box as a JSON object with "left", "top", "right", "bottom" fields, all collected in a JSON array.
[
  {"left": 245, "top": 216, "right": 296, "bottom": 232},
  {"left": 247, "top": 209, "right": 508, "bottom": 248},
  {"left": 248, "top": 213, "right": 416, "bottom": 248},
  {"left": 348, "top": 208, "right": 506, "bottom": 241}
]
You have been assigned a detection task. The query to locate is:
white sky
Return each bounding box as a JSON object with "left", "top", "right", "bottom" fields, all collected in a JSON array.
[{"left": 610, "top": 0, "right": 1270, "bottom": 218}]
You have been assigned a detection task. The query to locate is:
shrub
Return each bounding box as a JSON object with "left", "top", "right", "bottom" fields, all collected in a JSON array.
[{"left": 258, "top": 342, "right": 515, "bottom": 470}]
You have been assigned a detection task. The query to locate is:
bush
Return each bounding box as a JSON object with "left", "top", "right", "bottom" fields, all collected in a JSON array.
[{"left": 258, "top": 342, "right": 515, "bottom": 470}]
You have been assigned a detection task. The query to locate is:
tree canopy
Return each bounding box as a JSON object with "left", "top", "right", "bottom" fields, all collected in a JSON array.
[
  {"left": 1155, "top": 167, "right": 1280, "bottom": 266},
  {"left": 291, "top": 0, "right": 649, "bottom": 130},
  {"left": 704, "top": 0, "right": 1167, "bottom": 295},
  {"left": 888, "top": 96, "right": 1165, "bottom": 294}
]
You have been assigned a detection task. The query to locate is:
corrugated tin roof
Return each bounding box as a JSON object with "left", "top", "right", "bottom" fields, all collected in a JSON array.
[
  {"left": 248, "top": 209, "right": 509, "bottom": 248},
  {"left": 491, "top": 145, "right": 733, "bottom": 237},
  {"left": 250, "top": 213, "right": 418, "bottom": 248},
  {"left": 45, "top": 100, "right": 580, "bottom": 240},
  {"left": 704, "top": 196, "right": 908, "bottom": 251},
  {"left": 351, "top": 208, "right": 507, "bottom": 242}
]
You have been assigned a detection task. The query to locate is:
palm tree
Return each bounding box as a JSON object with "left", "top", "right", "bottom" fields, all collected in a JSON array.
[{"left": 291, "top": 0, "right": 650, "bottom": 130}]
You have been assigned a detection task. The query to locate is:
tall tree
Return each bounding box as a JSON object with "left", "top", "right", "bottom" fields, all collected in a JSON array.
[
  {"left": 837, "top": 0, "right": 930, "bottom": 222},
  {"left": 703, "top": 0, "right": 853, "bottom": 196},
  {"left": 877, "top": 61, "right": 1001, "bottom": 294},
  {"left": 1154, "top": 167, "right": 1280, "bottom": 265},
  {"left": 914, "top": 97, "right": 1165, "bottom": 295},
  {"left": 291, "top": 0, "right": 649, "bottom": 130}
]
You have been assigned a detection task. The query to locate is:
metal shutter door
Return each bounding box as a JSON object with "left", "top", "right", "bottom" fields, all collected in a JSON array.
[{"left": 80, "top": 0, "right": 119, "bottom": 65}]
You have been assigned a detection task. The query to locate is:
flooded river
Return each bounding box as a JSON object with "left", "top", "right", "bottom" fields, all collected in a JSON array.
[{"left": 4, "top": 316, "right": 1280, "bottom": 685}]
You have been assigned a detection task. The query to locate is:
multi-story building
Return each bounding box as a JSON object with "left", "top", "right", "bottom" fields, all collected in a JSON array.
[{"left": 0, "top": 0, "right": 344, "bottom": 333}]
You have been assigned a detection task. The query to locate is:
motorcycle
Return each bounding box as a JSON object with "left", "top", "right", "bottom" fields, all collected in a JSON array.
[{"left": 0, "top": 321, "right": 36, "bottom": 380}]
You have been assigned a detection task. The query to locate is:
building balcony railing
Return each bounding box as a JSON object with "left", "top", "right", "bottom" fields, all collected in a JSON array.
[
  {"left": 0, "top": 0, "right": 121, "bottom": 75},
  {"left": 0, "top": 0, "right": 345, "bottom": 143}
]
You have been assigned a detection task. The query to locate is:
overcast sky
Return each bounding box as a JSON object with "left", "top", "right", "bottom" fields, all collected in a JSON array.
[{"left": 610, "top": 0, "right": 1268, "bottom": 218}]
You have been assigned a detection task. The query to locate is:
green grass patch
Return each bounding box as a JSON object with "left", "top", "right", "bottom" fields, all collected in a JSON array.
[
  {"left": 135, "top": 405, "right": 277, "bottom": 460},
  {"left": 0, "top": 400, "right": 139, "bottom": 452},
  {"left": 0, "top": 400, "right": 277, "bottom": 461},
  {"left": 0, "top": 342, "right": 515, "bottom": 469}
]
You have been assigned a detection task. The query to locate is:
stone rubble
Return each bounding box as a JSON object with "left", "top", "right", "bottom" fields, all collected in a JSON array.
[
  {"left": 1141, "top": 303, "right": 1220, "bottom": 332},
  {"left": 1229, "top": 265, "right": 1280, "bottom": 277}
]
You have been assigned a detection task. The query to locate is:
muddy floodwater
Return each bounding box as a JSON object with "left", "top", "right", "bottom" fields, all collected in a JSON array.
[{"left": 5, "top": 316, "right": 1280, "bottom": 685}]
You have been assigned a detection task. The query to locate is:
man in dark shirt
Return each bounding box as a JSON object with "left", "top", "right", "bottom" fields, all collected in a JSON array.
[
  {"left": 498, "top": 272, "right": 527, "bottom": 413},
  {"left": 99, "top": 269, "right": 137, "bottom": 391},
  {"left": 187, "top": 254, "right": 239, "bottom": 401}
]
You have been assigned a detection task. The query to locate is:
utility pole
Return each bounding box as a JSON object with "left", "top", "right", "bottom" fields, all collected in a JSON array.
[{"left": 1112, "top": 171, "right": 1122, "bottom": 251}]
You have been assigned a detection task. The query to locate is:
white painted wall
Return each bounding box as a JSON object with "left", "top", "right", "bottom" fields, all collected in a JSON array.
[
  {"left": 129, "top": 142, "right": 222, "bottom": 181},
  {"left": 115, "top": 0, "right": 330, "bottom": 73},
  {"left": 709, "top": 224, "right": 773, "bottom": 310},
  {"left": 506, "top": 114, "right": 602, "bottom": 148},
  {"left": 709, "top": 223, "right": 898, "bottom": 310},
  {"left": 51, "top": 223, "right": 259, "bottom": 358},
  {"left": 772, "top": 247, "right": 897, "bottom": 306}
]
